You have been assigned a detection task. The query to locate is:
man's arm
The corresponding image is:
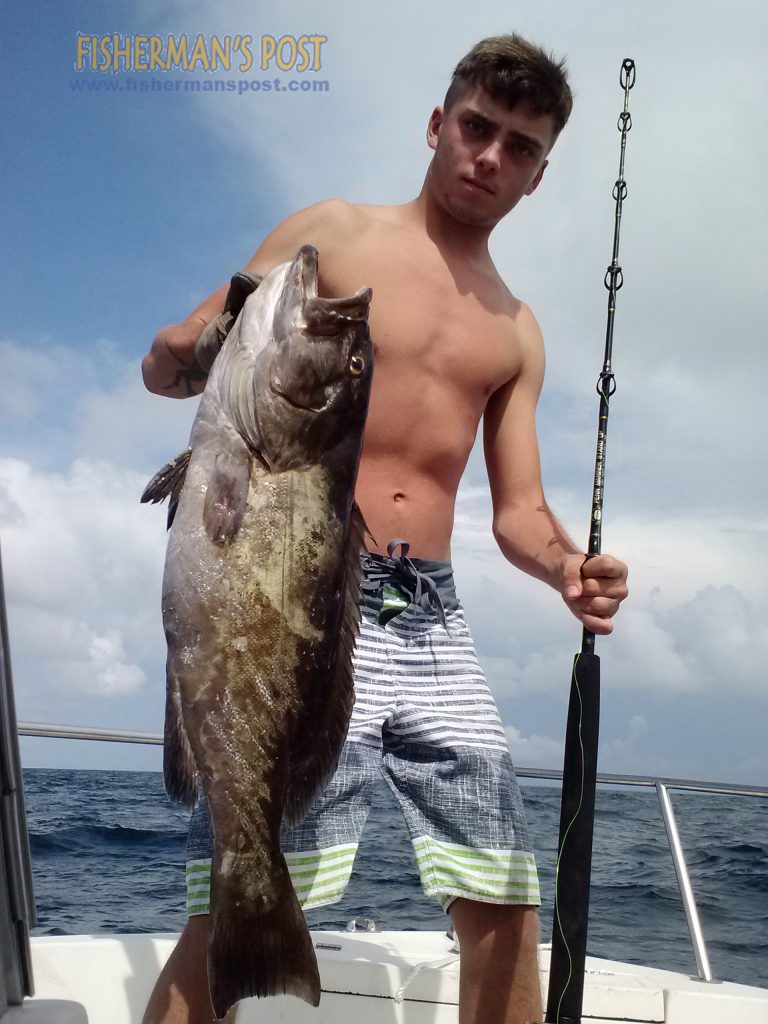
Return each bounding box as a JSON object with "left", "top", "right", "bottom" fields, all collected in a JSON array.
[
  {"left": 141, "top": 199, "right": 357, "bottom": 398},
  {"left": 484, "top": 304, "right": 628, "bottom": 635},
  {"left": 141, "top": 285, "right": 229, "bottom": 398}
]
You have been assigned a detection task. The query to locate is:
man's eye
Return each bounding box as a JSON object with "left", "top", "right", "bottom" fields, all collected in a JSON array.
[{"left": 466, "top": 119, "right": 485, "bottom": 134}]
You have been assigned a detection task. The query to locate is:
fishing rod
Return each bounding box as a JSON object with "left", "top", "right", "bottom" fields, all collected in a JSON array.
[{"left": 544, "top": 58, "right": 636, "bottom": 1024}]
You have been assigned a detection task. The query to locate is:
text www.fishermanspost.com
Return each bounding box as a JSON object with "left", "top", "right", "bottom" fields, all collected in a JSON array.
[{"left": 69, "top": 75, "right": 330, "bottom": 96}]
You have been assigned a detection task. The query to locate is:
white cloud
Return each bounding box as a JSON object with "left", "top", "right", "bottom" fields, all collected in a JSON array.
[
  {"left": 16, "top": 613, "right": 145, "bottom": 698},
  {"left": 663, "top": 584, "right": 768, "bottom": 693},
  {"left": 505, "top": 715, "right": 649, "bottom": 773},
  {"left": 0, "top": 337, "right": 196, "bottom": 474},
  {"left": 505, "top": 725, "right": 564, "bottom": 768},
  {"left": 0, "top": 455, "right": 167, "bottom": 709},
  {"left": 474, "top": 581, "right": 768, "bottom": 702},
  {"left": 74, "top": 365, "right": 198, "bottom": 473},
  {"left": 451, "top": 477, "right": 767, "bottom": 700},
  {"left": 601, "top": 714, "right": 647, "bottom": 762},
  {"left": 0, "top": 339, "right": 68, "bottom": 422}
]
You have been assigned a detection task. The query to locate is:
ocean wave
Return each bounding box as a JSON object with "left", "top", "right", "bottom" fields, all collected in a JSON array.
[
  {"left": 19, "top": 768, "right": 768, "bottom": 990},
  {"left": 30, "top": 822, "right": 185, "bottom": 855}
]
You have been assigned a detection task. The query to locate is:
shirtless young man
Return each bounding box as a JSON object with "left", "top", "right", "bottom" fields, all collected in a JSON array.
[{"left": 141, "top": 33, "right": 629, "bottom": 1024}]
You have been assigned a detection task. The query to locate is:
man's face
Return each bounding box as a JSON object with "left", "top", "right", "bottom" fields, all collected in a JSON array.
[{"left": 426, "top": 85, "right": 557, "bottom": 228}]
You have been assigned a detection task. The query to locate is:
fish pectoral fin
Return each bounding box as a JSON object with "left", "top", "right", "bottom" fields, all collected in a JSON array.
[
  {"left": 141, "top": 448, "right": 193, "bottom": 529},
  {"left": 283, "top": 501, "right": 367, "bottom": 827},
  {"left": 202, "top": 449, "right": 251, "bottom": 546},
  {"left": 163, "top": 663, "right": 198, "bottom": 808},
  {"left": 163, "top": 663, "right": 198, "bottom": 806}
]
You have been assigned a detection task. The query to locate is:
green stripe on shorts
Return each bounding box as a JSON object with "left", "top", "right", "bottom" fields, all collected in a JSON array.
[
  {"left": 285, "top": 843, "right": 357, "bottom": 909},
  {"left": 185, "top": 844, "right": 358, "bottom": 916},
  {"left": 412, "top": 835, "right": 541, "bottom": 909},
  {"left": 186, "top": 858, "right": 212, "bottom": 916}
]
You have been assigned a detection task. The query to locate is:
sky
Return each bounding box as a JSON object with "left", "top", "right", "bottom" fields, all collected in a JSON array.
[{"left": 1, "top": 0, "right": 766, "bottom": 788}]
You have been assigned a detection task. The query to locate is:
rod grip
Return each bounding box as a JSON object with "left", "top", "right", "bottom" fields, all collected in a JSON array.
[{"left": 545, "top": 652, "right": 600, "bottom": 1023}]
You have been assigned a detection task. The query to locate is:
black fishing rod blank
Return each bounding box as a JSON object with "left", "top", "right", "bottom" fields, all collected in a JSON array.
[{"left": 544, "top": 58, "right": 636, "bottom": 1024}]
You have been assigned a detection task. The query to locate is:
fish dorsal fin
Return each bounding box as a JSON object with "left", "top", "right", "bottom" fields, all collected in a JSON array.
[
  {"left": 141, "top": 448, "right": 193, "bottom": 529},
  {"left": 282, "top": 502, "right": 368, "bottom": 828}
]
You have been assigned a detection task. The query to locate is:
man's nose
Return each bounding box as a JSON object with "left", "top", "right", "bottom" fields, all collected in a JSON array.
[{"left": 476, "top": 139, "right": 502, "bottom": 171}]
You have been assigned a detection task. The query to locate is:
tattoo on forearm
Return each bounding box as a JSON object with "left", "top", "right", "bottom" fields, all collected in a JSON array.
[{"left": 162, "top": 353, "right": 207, "bottom": 397}]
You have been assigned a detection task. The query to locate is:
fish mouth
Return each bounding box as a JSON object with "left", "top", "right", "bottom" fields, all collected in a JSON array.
[
  {"left": 270, "top": 384, "right": 327, "bottom": 414},
  {"left": 269, "top": 247, "right": 371, "bottom": 413},
  {"left": 289, "top": 245, "right": 372, "bottom": 336}
]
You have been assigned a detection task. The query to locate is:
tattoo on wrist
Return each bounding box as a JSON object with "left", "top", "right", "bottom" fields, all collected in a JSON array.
[{"left": 162, "top": 353, "right": 207, "bottom": 397}]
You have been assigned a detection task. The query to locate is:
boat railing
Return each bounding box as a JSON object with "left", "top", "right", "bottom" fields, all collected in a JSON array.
[
  {"left": 17, "top": 720, "right": 768, "bottom": 985},
  {"left": 0, "top": 547, "right": 35, "bottom": 1012},
  {"left": 518, "top": 766, "right": 767, "bottom": 984}
]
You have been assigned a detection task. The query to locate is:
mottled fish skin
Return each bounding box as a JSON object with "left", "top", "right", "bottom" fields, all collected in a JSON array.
[{"left": 143, "top": 246, "right": 373, "bottom": 1018}]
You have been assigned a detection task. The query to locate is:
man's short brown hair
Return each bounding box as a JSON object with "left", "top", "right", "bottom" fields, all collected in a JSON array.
[{"left": 445, "top": 34, "right": 573, "bottom": 137}]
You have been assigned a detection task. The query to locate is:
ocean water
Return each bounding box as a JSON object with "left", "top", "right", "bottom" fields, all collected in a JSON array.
[{"left": 23, "top": 768, "right": 768, "bottom": 989}]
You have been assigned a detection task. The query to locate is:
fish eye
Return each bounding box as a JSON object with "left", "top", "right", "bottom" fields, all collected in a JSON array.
[{"left": 348, "top": 354, "right": 365, "bottom": 377}]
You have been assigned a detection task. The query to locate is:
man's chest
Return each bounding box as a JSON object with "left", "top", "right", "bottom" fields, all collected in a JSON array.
[{"left": 318, "top": 241, "right": 523, "bottom": 400}]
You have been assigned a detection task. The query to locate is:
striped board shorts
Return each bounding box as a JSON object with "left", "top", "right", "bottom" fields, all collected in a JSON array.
[{"left": 186, "top": 545, "right": 540, "bottom": 915}]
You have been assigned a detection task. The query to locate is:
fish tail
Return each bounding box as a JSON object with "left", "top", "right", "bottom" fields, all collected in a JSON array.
[{"left": 208, "top": 856, "right": 320, "bottom": 1018}]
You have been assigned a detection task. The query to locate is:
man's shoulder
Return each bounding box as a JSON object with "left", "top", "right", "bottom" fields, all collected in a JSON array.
[
  {"left": 244, "top": 199, "right": 376, "bottom": 277},
  {"left": 299, "top": 199, "right": 411, "bottom": 234},
  {"left": 488, "top": 271, "right": 544, "bottom": 349},
  {"left": 505, "top": 298, "right": 545, "bottom": 378},
  {"left": 288, "top": 197, "right": 376, "bottom": 235},
  {"left": 513, "top": 298, "right": 544, "bottom": 343},
  {"left": 482, "top": 275, "right": 545, "bottom": 391}
]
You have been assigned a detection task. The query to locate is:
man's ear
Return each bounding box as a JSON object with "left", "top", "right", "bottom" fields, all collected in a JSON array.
[
  {"left": 426, "top": 106, "right": 444, "bottom": 151},
  {"left": 525, "top": 159, "right": 548, "bottom": 196}
]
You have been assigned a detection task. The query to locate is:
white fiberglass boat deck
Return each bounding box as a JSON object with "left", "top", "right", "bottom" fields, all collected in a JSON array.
[{"left": 14, "top": 928, "right": 768, "bottom": 1024}]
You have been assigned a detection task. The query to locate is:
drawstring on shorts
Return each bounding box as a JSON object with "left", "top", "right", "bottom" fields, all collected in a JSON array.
[{"left": 361, "top": 539, "right": 449, "bottom": 629}]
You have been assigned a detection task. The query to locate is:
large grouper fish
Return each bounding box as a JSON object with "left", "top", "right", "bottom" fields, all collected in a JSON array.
[{"left": 142, "top": 245, "right": 373, "bottom": 1018}]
